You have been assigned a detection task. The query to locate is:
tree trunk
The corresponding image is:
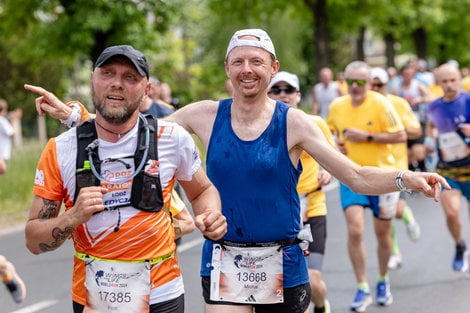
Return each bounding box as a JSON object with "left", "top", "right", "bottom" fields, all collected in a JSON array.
[
  {"left": 181, "top": 15, "right": 191, "bottom": 91},
  {"left": 356, "top": 26, "right": 366, "bottom": 61},
  {"left": 412, "top": 27, "right": 427, "bottom": 59},
  {"left": 91, "top": 31, "right": 114, "bottom": 65},
  {"left": 384, "top": 33, "right": 396, "bottom": 68},
  {"left": 305, "top": 0, "right": 329, "bottom": 80}
]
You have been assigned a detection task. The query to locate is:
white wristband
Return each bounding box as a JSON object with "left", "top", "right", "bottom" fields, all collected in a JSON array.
[
  {"left": 395, "top": 170, "right": 412, "bottom": 194},
  {"left": 60, "top": 102, "right": 81, "bottom": 128}
]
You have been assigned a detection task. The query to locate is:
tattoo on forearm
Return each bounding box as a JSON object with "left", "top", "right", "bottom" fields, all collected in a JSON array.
[
  {"left": 38, "top": 199, "right": 59, "bottom": 220},
  {"left": 38, "top": 226, "right": 74, "bottom": 252}
]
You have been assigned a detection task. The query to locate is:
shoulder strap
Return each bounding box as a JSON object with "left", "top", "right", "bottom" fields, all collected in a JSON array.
[
  {"left": 74, "top": 119, "right": 100, "bottom": 202},
  {"left": 134, "top": 114, "right": 157, "bottom": 167},
  {"left": 76, "top": 119, "right": 97, "bottom": 169}
]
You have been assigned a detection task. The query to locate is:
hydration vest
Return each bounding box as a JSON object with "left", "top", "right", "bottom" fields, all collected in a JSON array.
[{"left": 74, "top": 115, "right": 164, "bottom": 213}]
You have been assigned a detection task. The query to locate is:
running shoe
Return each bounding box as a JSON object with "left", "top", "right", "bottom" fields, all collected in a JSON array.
[
  {"left": 405, "top": 220, "right": 421, "bottom": 242},
  {"left": 350, "top": 289, "right": 372, "bottom": 312},
  {"left": 3, "top": 261, "right": 26, "bottom": 304},
  {"left": 453, "top": 244, "right": 469, "bottom": 272},
  {"left": 388, "top": 253, "right": 403, "bottom": 270},
  {"left": 375, "top": 280, "right": 393, "bottom": 306}
]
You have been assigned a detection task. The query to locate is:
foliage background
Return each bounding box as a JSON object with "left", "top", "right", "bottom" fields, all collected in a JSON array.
[
  {"left": 0, "top": 0, "right": 469, "bottom": 138},
  {"left": 0, "top": 0, "right": 469, "bottom": 226}
]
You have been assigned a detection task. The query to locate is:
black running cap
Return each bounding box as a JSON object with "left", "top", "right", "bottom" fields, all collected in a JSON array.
[{"left": 94, "top": 45, "right": 149, "bottom": 78}]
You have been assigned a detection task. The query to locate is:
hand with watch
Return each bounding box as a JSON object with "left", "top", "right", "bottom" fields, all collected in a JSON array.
[
  {"left": 395, "top": 170, "right": 451, "bottom": 202},
  {"left": 342, "top": 128, "right": 373, "bottom": 143}
]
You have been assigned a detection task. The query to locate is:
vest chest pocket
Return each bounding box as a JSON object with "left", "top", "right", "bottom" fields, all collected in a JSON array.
[{"left": 131, "top": 159, "right": 164, "bottom": 212}]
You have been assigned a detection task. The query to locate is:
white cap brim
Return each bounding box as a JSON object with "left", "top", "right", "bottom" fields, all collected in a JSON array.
[{"left": 268, "top": 71, "right": 300, "bottom": 91}]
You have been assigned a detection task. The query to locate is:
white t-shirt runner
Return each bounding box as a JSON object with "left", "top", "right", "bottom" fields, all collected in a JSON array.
[{"left": 33, "top": 119, "right": 201, "bottom": 308}]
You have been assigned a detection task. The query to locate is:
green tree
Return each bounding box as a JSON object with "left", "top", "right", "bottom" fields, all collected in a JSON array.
[{"left": 0, "top": 0, "right": 180, "bottom": 136}]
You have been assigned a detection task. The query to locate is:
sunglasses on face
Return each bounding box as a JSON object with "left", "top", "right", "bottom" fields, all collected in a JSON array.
[
  {"left": 346, "top": 79, "right": 367, "bottom": 86},
  {"left": 269, "top": 85, "right": 297, "bottom": 95}
]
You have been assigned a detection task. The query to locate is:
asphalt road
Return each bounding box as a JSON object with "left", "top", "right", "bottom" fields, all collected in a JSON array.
[{"left": 1, "top": 184, "right": 470, "bottom": 313}]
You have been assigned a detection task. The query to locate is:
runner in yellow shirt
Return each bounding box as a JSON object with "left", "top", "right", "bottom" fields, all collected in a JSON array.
[
  {"left": 327, "top": 61, "right": 406, "bottom": 312},
  {"left": 370, "top": 67, "right": 423, "bottom": 270}
]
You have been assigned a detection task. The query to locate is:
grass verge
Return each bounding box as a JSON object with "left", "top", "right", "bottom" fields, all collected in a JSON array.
[{"left": 0, "top": 141, "right": 43, "bottom": 228}]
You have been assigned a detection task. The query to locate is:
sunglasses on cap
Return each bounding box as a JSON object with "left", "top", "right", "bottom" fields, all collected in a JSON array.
[
  {"left": 269, "top": 85, "right": 297, "bottom": 95},
  {"left": 346, "top": 79, "right": 367, "bottom": 86}
]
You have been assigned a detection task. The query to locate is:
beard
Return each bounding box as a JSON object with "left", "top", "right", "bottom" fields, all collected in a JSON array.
[{"left": 92, "top": 86, "right": 143, "bottom": 125}]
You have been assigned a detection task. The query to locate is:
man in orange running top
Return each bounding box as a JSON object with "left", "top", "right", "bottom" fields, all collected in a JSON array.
[{"left": 24, "top": 45, "right": 226, "bottom": 313}]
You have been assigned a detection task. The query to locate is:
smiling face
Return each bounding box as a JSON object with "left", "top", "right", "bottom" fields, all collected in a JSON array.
[
  {"left": 225, "top": 41, "right": 279, "bottom": 99},
  {"left": 92, "top": 56, "right": 149, "bottom": 124}
]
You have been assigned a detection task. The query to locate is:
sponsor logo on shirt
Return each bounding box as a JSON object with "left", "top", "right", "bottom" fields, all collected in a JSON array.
[{"left": 34, "top": 169, "right": 45, "bottom": 186}]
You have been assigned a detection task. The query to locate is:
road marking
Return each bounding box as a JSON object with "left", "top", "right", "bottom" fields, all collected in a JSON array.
[
  {"left": 177, "top": 237, "right": 204, "bottom": 253},
  {"left": 9, "top": 299, "right": 59, "bottom": 313}
]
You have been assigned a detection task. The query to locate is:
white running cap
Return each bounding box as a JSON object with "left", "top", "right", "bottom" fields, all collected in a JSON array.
[
  {"left": 268, "top": 71, "right": 300, "bottom": 91},
  {"left": 370, "top": 67, "right": 389, "bottom": 84},
  {"left": 226, "top": 28, "right": 276, "bottom": 59}
]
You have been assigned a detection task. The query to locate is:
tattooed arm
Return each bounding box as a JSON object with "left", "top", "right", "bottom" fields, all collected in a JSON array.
[{"left": 25, "top": 186, "right": 106, "bottom": 254}]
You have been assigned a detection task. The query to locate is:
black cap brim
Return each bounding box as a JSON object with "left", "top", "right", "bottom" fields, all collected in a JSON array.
[{"left": 94, "top": 45, "right": 149, "bottom": 78}]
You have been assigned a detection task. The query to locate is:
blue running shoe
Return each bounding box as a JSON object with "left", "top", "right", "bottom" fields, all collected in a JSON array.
[
  {"left": 375, "top": 280, "right": 393, "bottom": 306},
  {"left": 350, "top": 289, "right": 372, "bottom": 312},
  {"left": 453, "top": 244, "right": 469, "bottom": 272}
]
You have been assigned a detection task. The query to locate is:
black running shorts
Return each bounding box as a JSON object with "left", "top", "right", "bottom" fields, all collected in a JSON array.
[
  {"left": 305, "top": 215, "right": 327, "bottom": 254},
  {"left": 201, "top": 276, "right": 310, "bottom": 313}
]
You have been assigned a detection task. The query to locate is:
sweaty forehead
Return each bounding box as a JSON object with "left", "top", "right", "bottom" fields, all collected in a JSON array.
[
  {"left": 227, "top": 45, "right": 272, "bottom": 60},
  {"left": 437, "top": 66, "right": 461, "bottom": 80}
]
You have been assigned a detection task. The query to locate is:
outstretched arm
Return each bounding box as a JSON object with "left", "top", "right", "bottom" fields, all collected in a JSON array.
[{"left": 289, "top": 109, "right": 450, "bottom": 201}]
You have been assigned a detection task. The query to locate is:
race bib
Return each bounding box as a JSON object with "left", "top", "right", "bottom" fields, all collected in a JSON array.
[
  {"left": 438, "top": 132, "right": 469, "bottom": 162},
  {"left": 378, "top": 192, "right": 400, "bottom": 219},
  {"left": 84, "top": 258, "right": 150, "bottom": 313},
  {"left": 210, "top": 244, "right": 284, "bottom": 304}
]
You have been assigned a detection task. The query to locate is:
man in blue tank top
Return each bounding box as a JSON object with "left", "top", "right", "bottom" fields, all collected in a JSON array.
[
  {"left": 168, "top": 29, "right": 448, "bottom": 313},
  {"left": 27, "top": 29, "right": 450, "bottom": 313}
]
